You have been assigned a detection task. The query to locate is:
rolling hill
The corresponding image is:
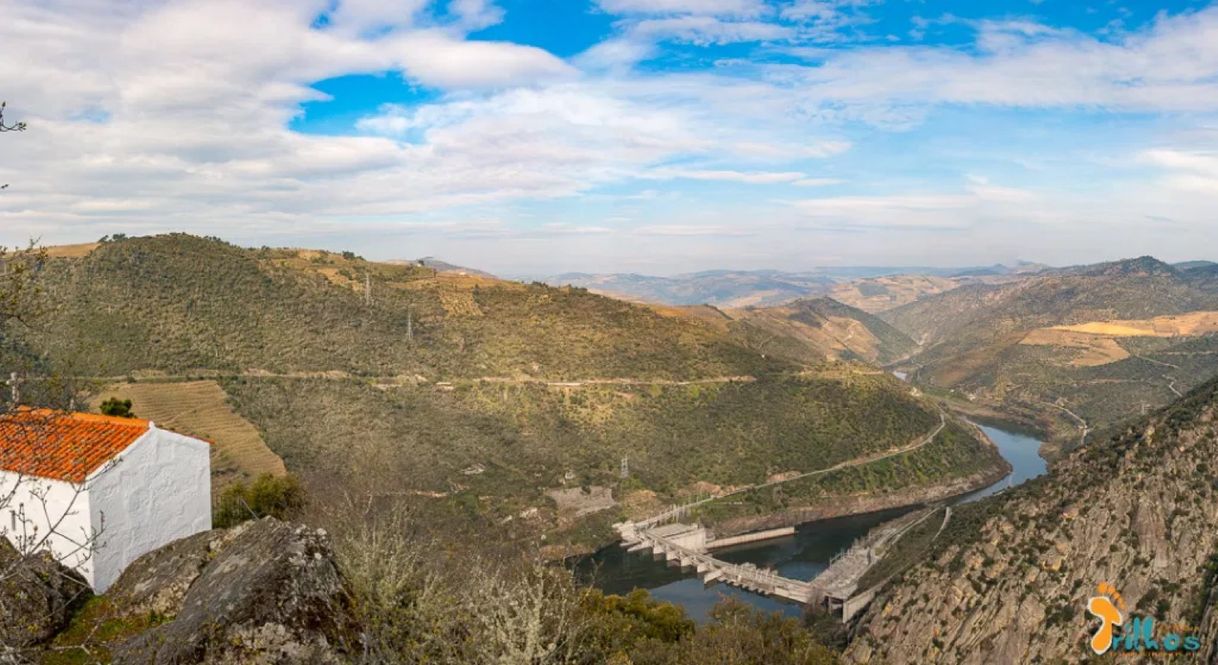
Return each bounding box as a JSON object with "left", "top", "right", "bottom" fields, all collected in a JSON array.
[
  {"left": 882, "top": 257, "right": 1218, "bottom": 451},
  {"left": 20, "top": 235, "right": 1004, "bottom": 551},
  {"left": 826, "top": 275, "right": 965, "bottom": 313},
  {"left": 538, "top": 264, "right": 1041, "bottom": 313},
  {"left": 726, "top": 297, "right": 918, "bottom": 366},
  {"left": 537, "top": 270, "right": 837, "bottom": 307}
]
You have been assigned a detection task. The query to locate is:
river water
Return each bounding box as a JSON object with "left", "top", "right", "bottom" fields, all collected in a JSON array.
[{"left": 575, "top": 424, "right": 1046, "bottom": 622}]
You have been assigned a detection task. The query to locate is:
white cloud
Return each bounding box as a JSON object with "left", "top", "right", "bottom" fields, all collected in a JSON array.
[
  {"left": 446, "top": 0, "right": 505, "bottom": 31},
  {"left": 1141, "top": 149, "right": 1218, "bottom": 196},
  {"left": 645, "top": 168, "right": 809, "bottom": 184},
  {"left": 4, "top": 0, "right": 1218, "bottom": 273},
  {"left": 632, "top": 224, "right": 755, "bottom": 236},
  {"left": 389, "top": 31, "right": 578, "bottom": 88},
  {"left": 631, "top": 16, "right": 792, "bottom": 45},
  {"left": 325, "top": 0, "right": 429, "bottom": 34},
  {"left": 780, "top": 9, "right": 1218, "bottom": 114},
  {"left": 596, "top": 0, "right": 767, "bottom": 17},
  {"left": 792, "top": 177, "right": 843, "bottom": 187}
]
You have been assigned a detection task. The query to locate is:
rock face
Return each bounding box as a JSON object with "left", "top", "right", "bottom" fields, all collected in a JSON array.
[
  {"left": 0, "top": 540, "right": 90, "bottom": 648},
  {"left": 846, "top": 378, "right": 1218, "bottom": 664},
  {"left": 108, "top": 518, "right": 355, "bottom": 664}
]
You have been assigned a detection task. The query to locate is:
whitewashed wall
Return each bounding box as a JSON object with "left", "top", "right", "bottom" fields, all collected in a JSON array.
[
  {"left": 0, "top": 471, "right": 97, "bottom": 585},
  {"left": 87, "top": 425, "right": 211, "bottom": 592}
]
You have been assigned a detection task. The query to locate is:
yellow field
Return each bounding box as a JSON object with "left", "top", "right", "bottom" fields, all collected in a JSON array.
[
  {"left": 1049, "top": 311, "right": 1218, "bottom": 337},
  {"left": 43, "top": 242, "right": 100, "bottom": 258},
  {"left": 91, "top": 381, "right": 286, "bottom": 486},
  {"left": 1021, "top": 311, "right": 1218, "bottom": 366},
  {"left": 645, "top": 304, "right": 734, "bottom": 333},
  {"left": 1019, "top": 329, "right": 1130, "bottom": 366}
]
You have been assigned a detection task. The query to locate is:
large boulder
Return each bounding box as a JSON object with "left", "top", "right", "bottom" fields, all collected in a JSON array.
[
  {"left": 0, "top": 539, "right": 91, "bottom": 648},
  {"left": 109, "top": 518, "right": 357, "bottom": 664}
]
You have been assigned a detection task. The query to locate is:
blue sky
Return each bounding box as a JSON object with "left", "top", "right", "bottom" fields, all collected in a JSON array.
[{"left": 3, "top": 0, "right": 1218, "bottom": 274}]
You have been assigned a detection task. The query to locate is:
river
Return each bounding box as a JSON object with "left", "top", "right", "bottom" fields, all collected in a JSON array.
[{"left": 575, "top": 423, "right": 1046, "bottom": 622}]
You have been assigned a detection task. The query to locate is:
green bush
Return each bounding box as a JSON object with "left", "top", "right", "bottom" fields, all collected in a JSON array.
[
  {"left": 213, "top": 473, "right": 306, "bottom": 528},
  {"left": 99, "top": 397, "right": 135, "bottom": 418}
]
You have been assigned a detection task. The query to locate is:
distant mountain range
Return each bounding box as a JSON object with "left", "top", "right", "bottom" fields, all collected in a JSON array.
[
  {"left": 883, "top": 255, "right": 1218, "bottom": 452},
  {"left": 529, "top": 262, "right": 1049, "bottom": 309},
  {"left": 383, "top": 256, "right": 496, "bottom": 278}
]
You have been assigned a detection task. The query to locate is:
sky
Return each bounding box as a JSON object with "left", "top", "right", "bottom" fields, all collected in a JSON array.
[{"left": 2, "top": 0, "right": 1218, "bottom": 275}]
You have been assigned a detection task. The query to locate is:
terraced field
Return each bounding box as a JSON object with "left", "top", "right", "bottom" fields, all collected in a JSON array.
[
  {"left": 91, "top": 380, "right": 286, "bottom": 490},
  {"left": 1019, "top": 311, "right": 1218, "bottom": 367}
]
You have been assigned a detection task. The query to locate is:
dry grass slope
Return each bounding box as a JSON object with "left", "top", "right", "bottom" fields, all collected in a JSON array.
[
  {"left": 1020, "top": 311, "right": 1218, "bottom": 367},
  {"left": 43, "top": 242, "right": 100, "bottom": 258},
  {"left": 92, "top": 380, "right": 286, "bottom": 487}
]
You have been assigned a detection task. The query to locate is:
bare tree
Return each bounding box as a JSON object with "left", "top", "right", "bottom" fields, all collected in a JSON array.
[
  {"left": 0, "top": 245, "right": 102, "bottom": 661},
  {"left": 0, "top": 102, "right": 25, "bottom": 192}
]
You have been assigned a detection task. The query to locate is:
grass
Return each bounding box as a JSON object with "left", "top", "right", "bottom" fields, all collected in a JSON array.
[{"left": 41, "top": 597, "right": 170, "bottom": 665}]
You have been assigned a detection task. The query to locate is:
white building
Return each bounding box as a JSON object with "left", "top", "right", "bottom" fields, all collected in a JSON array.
[{"left": 0, "top": 409, "right": 212, "bottom": 592}]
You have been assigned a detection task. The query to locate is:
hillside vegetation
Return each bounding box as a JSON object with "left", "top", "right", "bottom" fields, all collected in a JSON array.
[
  {"left": 848, "top": 375, "right": 1218, "bottom": 664},
  {"left": 883, "top": 257, "right": 1218, "bottom": 450},
  {"left": 827, "top": 275, "right": 964, "bottom": 313},
  {"left": 728, "top": 297, "right": 917, "bottom": 366},
  {"left": 30, "top": 234, "right": 779, "bottom": 380},
  {"left": 21, "top": 235, "right": 1002, "bottom": 549}
]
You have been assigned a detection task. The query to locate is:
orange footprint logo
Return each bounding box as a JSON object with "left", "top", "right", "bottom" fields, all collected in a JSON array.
[{"left": 1087, "top": 582, "right": 1126, "bottom": 654}]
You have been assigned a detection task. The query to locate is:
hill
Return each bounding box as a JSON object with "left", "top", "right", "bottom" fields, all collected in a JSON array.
[
  {"left": 19, "top": 234, "right": 1004, "bottom": 550},
  {"left": 28, "top": 235, "right": 779, "bottom": 380},
  {"left": 847, "top": 376, "right": 1218, "bottom": 663},
  {"left": 826, "top": 275, "right": 965, "bottom": 313},
  {"left": 882, "top": 257, "right": 1218, "bottom": 450},
  {"left": 539, "top": 266, "right": 1036, "bottom": 312},
  {"left": 727, "top": 297, "right": 918, "bottom": 365},
  {"left": 390, "top": 256, "right": 496, "bottom": 278},
  {"left": 538, "top": 270, "right": 837, "bottom": 308}
]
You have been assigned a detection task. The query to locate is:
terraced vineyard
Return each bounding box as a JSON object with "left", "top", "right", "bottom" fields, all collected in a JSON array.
[{"left": 91, "top": 380, "right": 285, "bottom": 491}]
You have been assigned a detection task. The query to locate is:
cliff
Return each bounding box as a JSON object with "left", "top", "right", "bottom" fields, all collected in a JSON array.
[{"left": 847, "top": 377, "right": 1218, "bottom": 663}]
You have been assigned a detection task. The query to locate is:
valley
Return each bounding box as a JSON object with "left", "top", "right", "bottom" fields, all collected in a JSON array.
[
  {"left": 9, "top": 236, "right": 1218, "bottom": 663},
  {"left": 846, "top": 376, "right": 1218, "bottom": 663},
  {"left": 585, "top": 423, "right": 1044, "bottom": 623},
  {"left": 10, "top": 5, "right": 1218, "bottom": 662},
  {"left": 15, "top": 235, "right": 1006, "bottom": 559}
]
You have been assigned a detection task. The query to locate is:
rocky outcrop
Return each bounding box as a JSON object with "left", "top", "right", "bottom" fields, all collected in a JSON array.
[
  {"left": 108, "top": 518, "right": 356, "bottom": 664},
  {"left": 847, "top": 378, "right": 1218, "bottom": 664},
  {"left": 0, "top": 540, "right": 90, "bottom": 648}
]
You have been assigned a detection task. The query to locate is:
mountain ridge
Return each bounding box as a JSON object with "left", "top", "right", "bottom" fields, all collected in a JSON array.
[{"left": 847, "top": 374, "right": 1218, "bottom": 663}]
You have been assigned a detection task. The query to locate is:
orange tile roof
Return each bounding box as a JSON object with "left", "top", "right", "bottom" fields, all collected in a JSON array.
[{"left": 0, "top": 410, "right": 151, "bottom": 483}]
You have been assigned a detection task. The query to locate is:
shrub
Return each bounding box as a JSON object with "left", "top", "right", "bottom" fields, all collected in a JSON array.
[
  {"left": 99, "top": 397, "right": 135, "bottom": 418},
  {"left": 213, "top": 473, "right": 306, "bottom": 528}
]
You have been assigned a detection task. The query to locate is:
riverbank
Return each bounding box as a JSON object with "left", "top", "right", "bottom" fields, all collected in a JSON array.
[
  {"left": 706, "top": 461, "right": 1009, "bottom": 539},
  {"left": 579, "top": 423, "right": 1044, "bottom": 622}
]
